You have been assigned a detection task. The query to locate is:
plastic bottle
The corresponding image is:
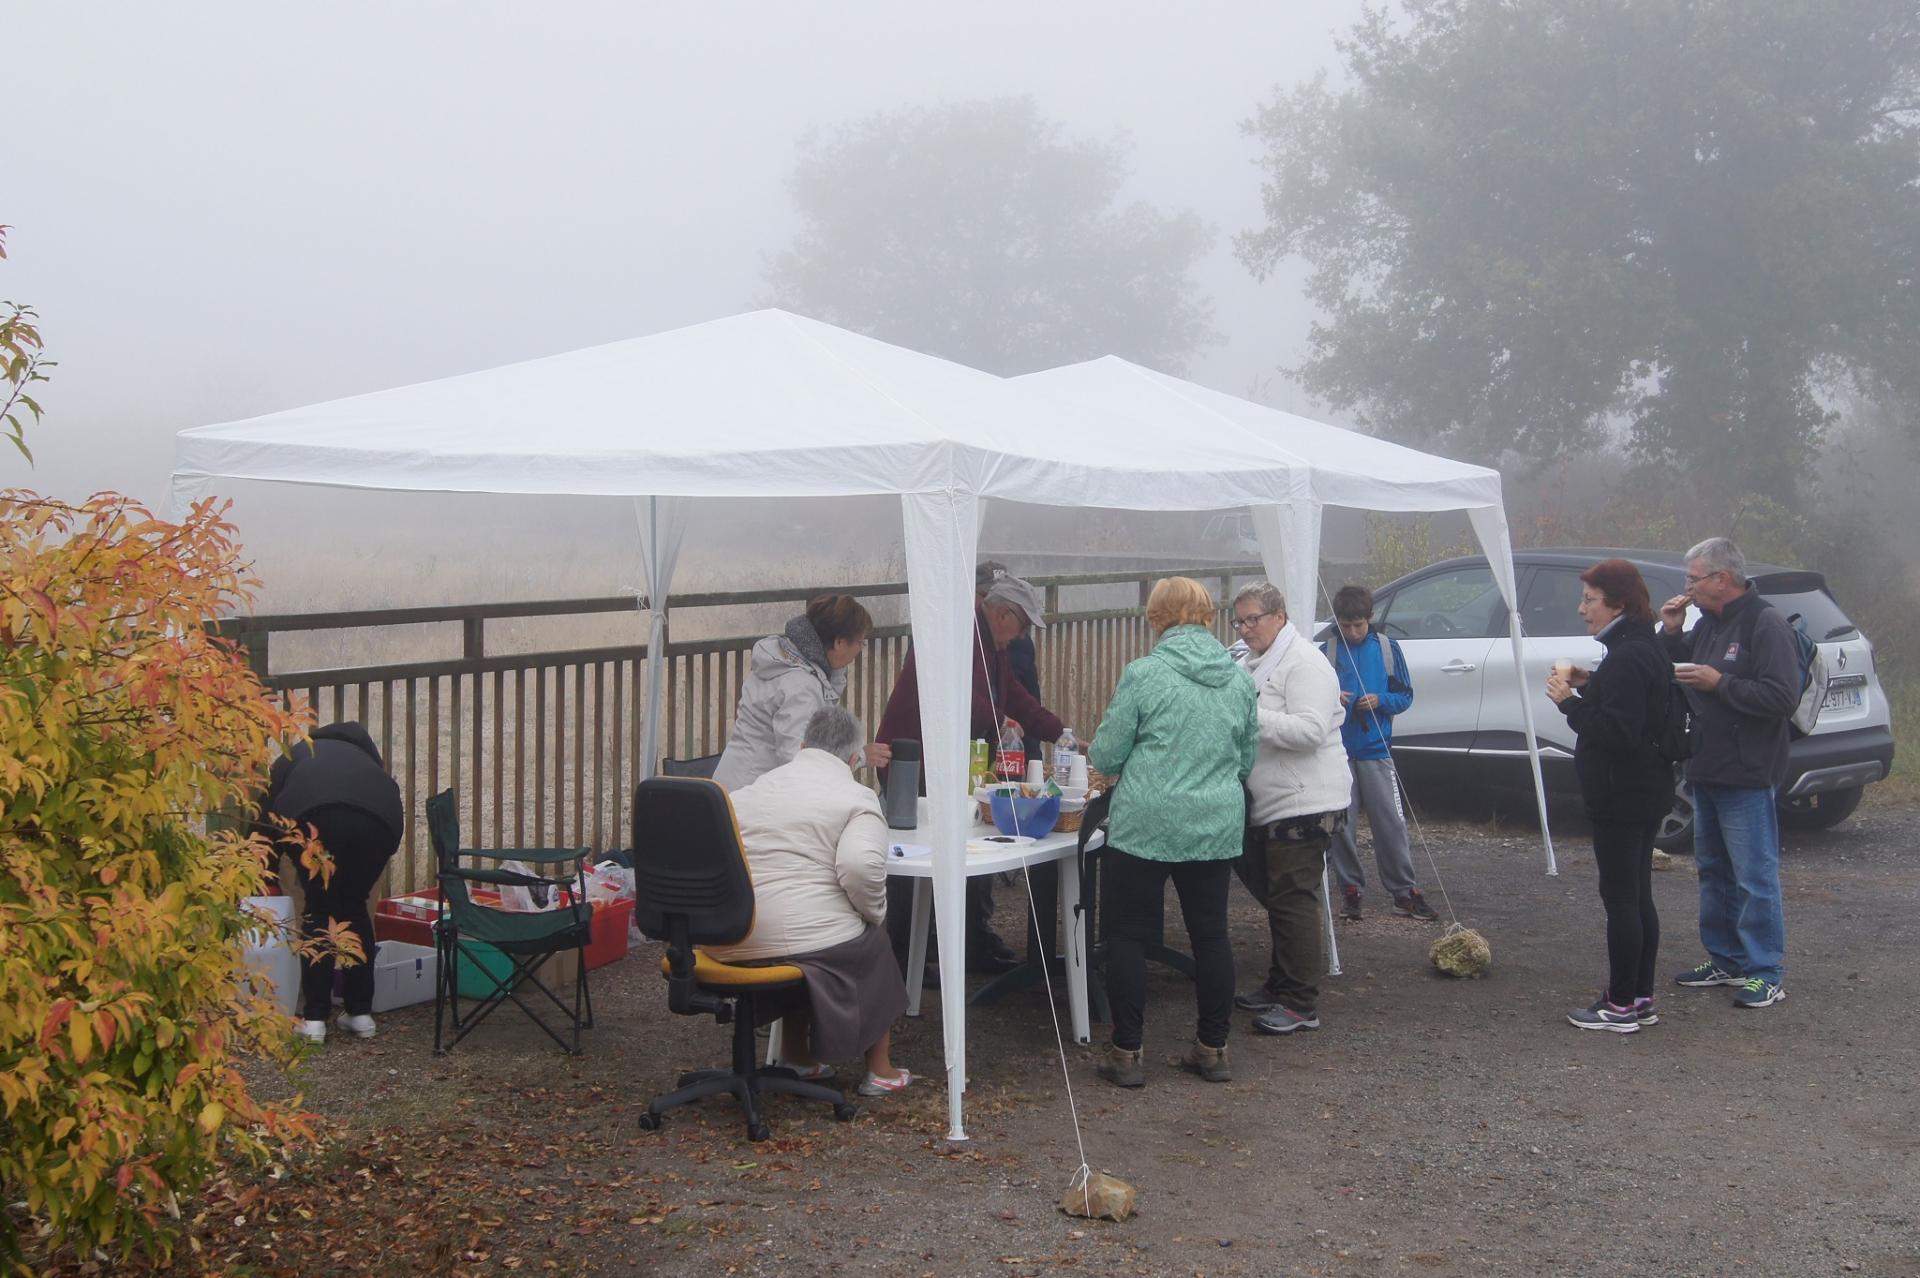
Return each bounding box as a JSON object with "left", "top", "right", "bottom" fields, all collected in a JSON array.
[
  {"left": 1052, "top": 727, "right": 1077, "bottom": 791},
  {"left": 995, "top": 720, "right": 1026, "bottom": 783}
]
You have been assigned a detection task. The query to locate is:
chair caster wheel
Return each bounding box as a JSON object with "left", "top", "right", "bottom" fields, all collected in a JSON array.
[
  {"left": 747, "top": 1122, "right": 771, "bottom": 1142},
  {"left": 637, "top": 1112, "right": 662, "bottom": 1132},
  {"left": 833, "top": 1103, "right": 858, "bottom": 1122}
]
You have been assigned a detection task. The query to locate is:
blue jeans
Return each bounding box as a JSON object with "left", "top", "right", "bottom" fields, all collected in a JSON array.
[{"left": 1691, "top": 783, "right": 1785, "bottom": 985}]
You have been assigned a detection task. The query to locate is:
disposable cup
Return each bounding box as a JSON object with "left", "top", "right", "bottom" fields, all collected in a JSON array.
[{"left": 1026, "top": 760, "right": 1046, "bottom": 786}]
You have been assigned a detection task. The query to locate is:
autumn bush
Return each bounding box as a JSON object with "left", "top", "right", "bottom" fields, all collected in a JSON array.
[{"left": 1, "top": 222, "right": 341, "bottom": 1266}]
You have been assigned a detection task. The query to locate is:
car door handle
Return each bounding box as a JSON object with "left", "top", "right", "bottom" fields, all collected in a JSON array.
[{"left": 1441, "top": 659, "right": 1477, "bottom": 673}]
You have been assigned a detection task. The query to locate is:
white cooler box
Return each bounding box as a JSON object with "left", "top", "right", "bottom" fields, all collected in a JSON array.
[
  {"left": 369, "top": 941, "right": 438, "bottom": 1012},
  {"left": 241, "top": 895, "right": 300, "bottom": 1016}
]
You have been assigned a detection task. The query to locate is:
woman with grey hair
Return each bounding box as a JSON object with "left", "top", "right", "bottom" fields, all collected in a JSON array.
[{"left": 707, "top": 707, "right": 912, "bottom": 1096}]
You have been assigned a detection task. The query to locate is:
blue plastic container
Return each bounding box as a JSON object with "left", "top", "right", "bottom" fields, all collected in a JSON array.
[{"left": 988, "top": 790, "right": 1061, "bottom": 837}]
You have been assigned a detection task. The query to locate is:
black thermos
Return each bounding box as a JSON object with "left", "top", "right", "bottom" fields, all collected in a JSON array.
[{"left": 882, "top": 738, "right": 921, "bottom": 829}]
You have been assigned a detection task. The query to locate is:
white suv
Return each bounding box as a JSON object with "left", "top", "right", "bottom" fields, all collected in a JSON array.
[{"left": 1326, "top": 549, "right": 1895, "bottom": 849}]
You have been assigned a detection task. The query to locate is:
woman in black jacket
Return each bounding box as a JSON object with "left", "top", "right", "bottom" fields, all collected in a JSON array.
[
  {"left": 257, "top": 721, "right": 404, "bottom": 1044},
  {"left": 1546, "top": 559, "right": 1675, "bottom": 1034}
]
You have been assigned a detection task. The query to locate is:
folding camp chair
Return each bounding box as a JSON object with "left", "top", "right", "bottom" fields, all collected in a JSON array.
[{"left": 426, "top": 789, "right": 594, "bottom": 1055}]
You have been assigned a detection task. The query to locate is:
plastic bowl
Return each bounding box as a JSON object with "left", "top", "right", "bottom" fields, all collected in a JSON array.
[{"left": 989, "top": 790, "right": 1061, "bottom": 837}]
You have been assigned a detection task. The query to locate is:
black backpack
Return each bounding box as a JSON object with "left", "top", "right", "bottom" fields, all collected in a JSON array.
[{"left": 1655, "top": 678, "right": 1694, "bottom": 765}]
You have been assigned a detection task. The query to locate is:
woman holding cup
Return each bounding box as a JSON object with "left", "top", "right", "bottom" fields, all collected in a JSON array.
[{"left": 1544, "top": 559, "right": 1677, "bottom": 1034}]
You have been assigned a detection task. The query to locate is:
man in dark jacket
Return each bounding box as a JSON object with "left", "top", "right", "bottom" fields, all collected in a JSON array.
[
  {"left": 1657, "top": 537, "right": 1800, "bottom": 1010},
  {"left": 256, "top": 721, "right": 405, "bottom": 1043},
  {"left": 876, "top": 571, "right": 1066, "bottom": 974}
]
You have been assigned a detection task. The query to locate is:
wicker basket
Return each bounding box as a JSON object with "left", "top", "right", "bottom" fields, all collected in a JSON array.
[{"left": 1054, "top": 805, "right": 1087, "bottom": 834}]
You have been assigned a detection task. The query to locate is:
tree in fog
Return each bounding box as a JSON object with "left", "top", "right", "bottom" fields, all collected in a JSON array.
[
  {"left": 765, "top": 97, "right": 1218, "bottom": 376},
  {"left": 1238, "top": 0, "right": 1920, "bottom": 504}
]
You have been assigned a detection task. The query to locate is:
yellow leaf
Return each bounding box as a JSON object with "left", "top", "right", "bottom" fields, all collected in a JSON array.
[
  {"left": 197, "top": 1102, "right": 225, "bottom": 1135},
  {"left": 70, "top": 1013, "right": 92, "bottom": 1064}
]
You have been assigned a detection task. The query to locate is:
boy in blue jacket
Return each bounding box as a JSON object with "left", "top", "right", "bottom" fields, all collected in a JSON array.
[{"left": 1324, "top": 585, "right": 1437, "bottom": 922}]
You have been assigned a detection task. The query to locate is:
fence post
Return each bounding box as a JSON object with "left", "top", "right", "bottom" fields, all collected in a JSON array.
[{"left": 462, "top": 617, "right": 485, "bottom": 660}]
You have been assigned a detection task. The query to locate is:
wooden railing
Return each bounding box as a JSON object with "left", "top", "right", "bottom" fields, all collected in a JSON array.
[{"left": 215, "top": 565, "right": 1265, "bottom": 896}]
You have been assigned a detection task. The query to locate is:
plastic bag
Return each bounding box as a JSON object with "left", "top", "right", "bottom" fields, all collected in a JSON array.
[
  {"left": 497, "top": 861, "right": 563, "bottom": 911},
  {"left": 584, "top": 861, "right": 634, "bottom": 904}
]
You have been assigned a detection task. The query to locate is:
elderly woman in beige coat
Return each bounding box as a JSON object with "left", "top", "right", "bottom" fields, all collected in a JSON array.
[{"left": 705, "top": 707, "right": 911, "bottom": 1098}]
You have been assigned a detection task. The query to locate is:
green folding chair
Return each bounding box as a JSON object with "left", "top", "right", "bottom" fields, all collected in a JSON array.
[{"left": 426, "top": 789, "right": 594, "bottom": 1055}]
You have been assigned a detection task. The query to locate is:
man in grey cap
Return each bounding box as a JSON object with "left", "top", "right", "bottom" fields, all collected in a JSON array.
[{"left": 878, "top": 566, "right": 1068, "bottom": 972}]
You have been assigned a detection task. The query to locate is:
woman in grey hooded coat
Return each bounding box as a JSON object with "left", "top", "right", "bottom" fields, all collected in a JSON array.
[{"left": 713, "top": 595, "right": 884, "bottom": 789}]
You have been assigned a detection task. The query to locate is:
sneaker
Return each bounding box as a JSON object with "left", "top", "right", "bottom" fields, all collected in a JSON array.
[
  {"left": 1567, "top": 998, "right": 1641, "bottom": 1033},
  {"left": 336, "top": 1013, "right": 377, "bottom": 1039},
  {"left": 1094, "top": 1042, "right": 1145, "bottom": 1089},
  {"left": 1178, "top": 1039, "right": 1232, "bottom": 1083},
  {"left": 857, "top": 1068, "right": 913, "bottom": 1097},
  {"left": 1733, "top": 978, "right": 1786, "bottom": 1009},
  {"left": 1393, "top": 889, "right": 1439, "bottom": 922},
  {"left": 1232, "top": 987, "right": 1284, "bottom": 1013},
  {"left": 1674, "top": 960, "right": 1744, "bottom": 987},
  {"left": 295, "top": 1019, "right": 327, "bottom": 1044},
  {"left": 1632, "top": 997, "right": 1660, "bottom": 1026},
  {"left": 1340, "top": 886, "right": 1363, "bottom": 921},
  {"left": 1252, "top": 1006, "right": 1321, "bottom": 1036}
]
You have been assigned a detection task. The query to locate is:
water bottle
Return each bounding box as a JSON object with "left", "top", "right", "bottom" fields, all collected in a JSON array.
[{"left": 1052, "top": 727, "right": 1077, "bottom": 790}]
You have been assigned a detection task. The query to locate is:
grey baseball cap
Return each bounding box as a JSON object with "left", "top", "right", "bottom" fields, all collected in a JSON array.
[{"left": 984, "top": 575, "right": 1047, "bottom": 630}]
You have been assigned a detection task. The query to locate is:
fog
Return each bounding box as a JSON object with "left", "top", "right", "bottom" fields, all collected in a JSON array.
[{"left": 6, "top": 2, "right": 1364, "bottom": 610}]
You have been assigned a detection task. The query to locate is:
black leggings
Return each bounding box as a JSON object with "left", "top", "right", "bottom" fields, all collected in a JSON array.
[
  {"left": 288, "top": 804, "right": 399, "bottom": 1020},
  {"left": 1592, "top": 819, "right": 1660, "bottom": 1004},
  {"left": 1104, "top": 850, "right": 1234, "bottom": 1051}
]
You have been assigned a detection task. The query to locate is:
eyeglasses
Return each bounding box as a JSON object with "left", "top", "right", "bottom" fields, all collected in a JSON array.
[
  {"left": 1229, "top": 612, "right": 1272, "bottom": 631},
  {"left": 1684, "top": 570, "right": 1724, "bottom": 586}
]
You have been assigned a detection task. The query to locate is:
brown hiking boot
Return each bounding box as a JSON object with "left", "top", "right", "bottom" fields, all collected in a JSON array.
[
  {"left": 1393, "top": 888, "right": 1439, "bottom": 921},
  {"left": 1095, "top": 1042, "right": 1145, "bottom": 1088},
  {"left": 1178, "top": 1038, "right": 1232, "bottom": 1083}
]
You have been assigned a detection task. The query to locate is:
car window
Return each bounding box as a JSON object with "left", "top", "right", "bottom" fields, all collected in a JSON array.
[
  {"left": 1757, "top": 586, "right": 1857, "bottom": 641},
  {"left": 1519, "top": 568, "right": 1589, "bottom": 637},
  {"left": 1376, "top": 566, "right": 1508, "bottom": 639}
]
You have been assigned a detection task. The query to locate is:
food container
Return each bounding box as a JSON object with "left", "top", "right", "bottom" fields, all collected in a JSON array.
[{"left": 988, "top": 790, "right": 1061, "bottom": 837}]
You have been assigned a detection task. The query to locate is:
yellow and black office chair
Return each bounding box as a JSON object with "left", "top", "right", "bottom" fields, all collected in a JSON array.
[{"left": 631, "top": 775, "right": 857, "bottom": 1141}]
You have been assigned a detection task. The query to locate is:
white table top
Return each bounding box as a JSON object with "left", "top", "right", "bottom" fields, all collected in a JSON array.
[{"left": 882, "top": 797, "right": 1087, "bottom": 878}]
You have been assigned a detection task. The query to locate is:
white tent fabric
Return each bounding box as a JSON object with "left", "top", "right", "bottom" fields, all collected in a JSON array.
[
  {"left": 173, "top": 309, "right": 1546, "bottom": 1141},
  {"left": 1016, "top": 358, "right": 1557, "bottom": 879}
]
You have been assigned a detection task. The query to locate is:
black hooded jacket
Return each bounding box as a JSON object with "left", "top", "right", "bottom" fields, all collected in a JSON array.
[
  {"left": 258, "top": 721, "right": 404, "bottom": 839},
  {"left": 1557, "top": 619, "right": 1676, "bottom": 824}
]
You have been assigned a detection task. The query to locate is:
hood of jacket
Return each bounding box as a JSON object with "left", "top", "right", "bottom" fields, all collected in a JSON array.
[
  {"left": 311, "top": 719, "right": 384, "bottom": 767},
  {"left": 747, "top": 631, "right": 843, "bottom": 694},
  {"left": 1149, "top": 625, "right": 1241, "bottom": 688}
]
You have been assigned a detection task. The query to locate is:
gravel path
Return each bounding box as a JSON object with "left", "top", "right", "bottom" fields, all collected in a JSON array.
[{"left": 288, "top": 791, "right": 1920, "bottom": 1277}]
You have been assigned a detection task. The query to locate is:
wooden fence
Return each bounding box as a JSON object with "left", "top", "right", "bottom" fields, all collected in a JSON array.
[{"left": 216, "top": 565, "right": 1263, "bottom": 896}]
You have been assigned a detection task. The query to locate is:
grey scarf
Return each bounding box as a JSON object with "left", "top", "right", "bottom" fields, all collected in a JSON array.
[{"left": 784, "top": 615, "right": 831, "bottom": 675}]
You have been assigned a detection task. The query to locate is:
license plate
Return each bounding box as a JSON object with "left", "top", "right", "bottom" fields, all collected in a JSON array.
[{"left": 1822, "top": 685, "right": 1863, "bottom": 712}]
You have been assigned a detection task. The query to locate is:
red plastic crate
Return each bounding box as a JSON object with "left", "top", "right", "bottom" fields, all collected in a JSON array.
[{"left": 584, "top": 897, "right": 634, "bottom": 970}]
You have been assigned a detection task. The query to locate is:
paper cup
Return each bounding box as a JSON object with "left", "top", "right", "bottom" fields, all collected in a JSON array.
[
  {"left": 1551, "top": 659, "right": 1574, "bottom": 679},
  {"left": 1026, "top": 760, "right": 1047, "bottom": 786}
]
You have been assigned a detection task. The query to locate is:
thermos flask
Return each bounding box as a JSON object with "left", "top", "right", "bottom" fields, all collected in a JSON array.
[{"left": 883, "top": 738, "right": 921, "bottom": 830}]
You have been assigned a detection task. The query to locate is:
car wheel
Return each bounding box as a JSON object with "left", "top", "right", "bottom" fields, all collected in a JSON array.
[
  {"left": 1778, "top": 785, "right": 1863, "bottom": 831},
  {"left": 1654, "top": 775, "right": 1694, "bottom": 852}
]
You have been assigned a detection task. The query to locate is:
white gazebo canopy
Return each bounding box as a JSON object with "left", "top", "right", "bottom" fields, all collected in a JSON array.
[{"left": 174, "top": 309, "right": 1547, "bottom": 1141}]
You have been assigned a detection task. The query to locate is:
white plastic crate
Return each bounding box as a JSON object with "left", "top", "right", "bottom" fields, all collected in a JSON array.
[{"left": 370, "top": 941, "right": 438, "bottom": 1013}]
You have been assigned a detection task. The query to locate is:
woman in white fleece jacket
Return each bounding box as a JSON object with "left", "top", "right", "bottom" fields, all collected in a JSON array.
[
  {"left": 705, "top": 708, "right": 912, "bottom": 1098},
  {"left": 1229, "top": 582, "right": 1352, "bottom": 1037}
]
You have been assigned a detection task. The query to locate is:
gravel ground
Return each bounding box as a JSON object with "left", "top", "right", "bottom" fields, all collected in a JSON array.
[{"left": 287, "top": 789, "right": 1920, "bottom": 1277}]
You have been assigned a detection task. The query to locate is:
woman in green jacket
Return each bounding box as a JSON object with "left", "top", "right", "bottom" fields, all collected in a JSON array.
[{"left": 1088, "top": 577, "right": 1258, "bottom": 1087}]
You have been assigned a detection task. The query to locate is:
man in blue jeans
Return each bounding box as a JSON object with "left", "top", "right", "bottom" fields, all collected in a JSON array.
[{"left": 1657, "top": 537, "right": 1801, "bottom": 1009}]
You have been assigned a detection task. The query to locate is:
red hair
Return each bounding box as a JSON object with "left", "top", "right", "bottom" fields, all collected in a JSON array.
[{"left": 1580, "top": 559, "right": 1654, "bottom": 624}]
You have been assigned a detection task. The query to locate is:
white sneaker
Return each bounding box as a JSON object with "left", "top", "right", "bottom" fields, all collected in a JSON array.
[
  {"left": 295, "top": 1020, "right": 327, "bottom": 1043},
  {"left": 336, "top": 1013, "right": 377, "bottom": 1039}
]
